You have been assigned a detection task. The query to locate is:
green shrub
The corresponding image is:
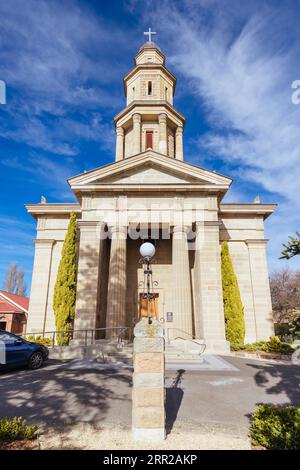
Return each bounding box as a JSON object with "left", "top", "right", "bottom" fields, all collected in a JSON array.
[
  {"left": 243, "top": 336, "right": 294, "bottom": 354},
  {"left": 53, "top": 211, "right": 77, "bottom": 346},
  {"left": 0, "top": 417, "right": 38, "bottom": 442},
  {"left": 250, "top": 405, "right": 300, "bottom": 450},
  {"left": 221, "top": 241, "right": 245, "bottom": 349},
  {"left": 24, "top": 335, "right": 52, "bottom": 347},
  {"left": 290, "top": 315, "right": 300, "bottom": 340}
]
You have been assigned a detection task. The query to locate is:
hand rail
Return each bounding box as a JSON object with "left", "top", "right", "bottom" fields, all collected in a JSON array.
[
  {"left": 20, "top": 326, "right": 130, "bottom": 349},
  {"left": 165, "top": 327, "right": 206, "bottom": 354}
]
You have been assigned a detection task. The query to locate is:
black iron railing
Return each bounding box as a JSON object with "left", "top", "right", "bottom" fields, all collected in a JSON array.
[{"left": 20, "top": 327, "right": 129, "bottom": 349}]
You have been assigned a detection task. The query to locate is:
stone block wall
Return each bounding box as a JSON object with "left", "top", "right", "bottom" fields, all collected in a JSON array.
[{"left": 132, "top": 320, "right": 165, "bottom": 441}]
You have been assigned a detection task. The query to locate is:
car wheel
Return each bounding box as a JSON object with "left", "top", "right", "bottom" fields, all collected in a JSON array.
[{"left": 28, "top": 351, "right": 44, "bottom": 370}]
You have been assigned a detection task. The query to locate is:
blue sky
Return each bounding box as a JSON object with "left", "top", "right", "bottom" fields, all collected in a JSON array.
[{"left": 1, "top": 0, "right": 300, "bottom": 292}]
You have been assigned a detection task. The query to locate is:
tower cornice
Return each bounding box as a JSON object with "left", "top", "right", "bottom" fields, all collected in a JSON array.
[{"left": 114, "top": 100, "right": 185, "bottom": 127}]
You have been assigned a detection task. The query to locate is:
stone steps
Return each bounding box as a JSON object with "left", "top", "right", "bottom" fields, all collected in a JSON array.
[{"left": 49, "top": 338, "right": 206, "bottom": 366}]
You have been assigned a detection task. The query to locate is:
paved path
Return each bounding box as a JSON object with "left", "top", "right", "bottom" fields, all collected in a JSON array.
[
  {"left": 165, "top": 355, "right": 300, "bottom": 433},
  {"left": 0, "top": 355, "right": 299, "bottom": 434}
]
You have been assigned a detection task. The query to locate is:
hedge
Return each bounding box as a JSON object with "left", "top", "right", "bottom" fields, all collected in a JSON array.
[
  {"left": 221, "top": 241, "right": 245, "bottom": 349},
  {"left": 0, "top": 417, "right": 38, "bottom": 442},
  {"left": 250, "top": 405, "right": 300, "bottom": 450}
]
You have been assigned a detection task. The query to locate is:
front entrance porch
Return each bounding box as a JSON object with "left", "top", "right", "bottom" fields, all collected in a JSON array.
[{"left": 73, "top": 222, "right": 229, "bottom": 352}]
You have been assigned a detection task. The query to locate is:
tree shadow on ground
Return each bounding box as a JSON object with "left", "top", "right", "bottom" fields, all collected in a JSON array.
[
  {"left": 0, "top": 360, "right": 132, "bottom": 431},
  {"left": 165, "top": 369, "right": 185, "bottom": 435},
  {"left": 245, "top": 361, "right": 300, "bottom": 424},
  {"left": 247, "top": 362, "right": 300, "bottom": 404}
]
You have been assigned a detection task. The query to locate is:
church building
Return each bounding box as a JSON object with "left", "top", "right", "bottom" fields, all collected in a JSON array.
[{"left": 26, "top": 35, "right": 276, "bottom": 352}]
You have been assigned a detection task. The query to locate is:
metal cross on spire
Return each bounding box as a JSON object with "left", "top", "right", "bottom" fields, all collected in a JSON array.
[{"left": 144, "top": 27, "right": 157, "bottom": 42}]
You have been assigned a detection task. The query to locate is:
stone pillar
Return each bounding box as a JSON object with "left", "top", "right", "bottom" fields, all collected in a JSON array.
[
  {"left": 73, "top": 222, "right": 104, "bottom": 339},
  {"left": 193, "top": 221, "right": 230, "bottom": 353},
  {"left": 115, "top": 126, "right": 124, "bottom": 161},
  {"left": 158, "top": 113, "right": 168, "bottom": 155},
  {"left": 175, "top": 125, "right": 183, "bottom": 160},
  {"left": 106, "top": 226, "right": 127, "bottom": 339},
  {"left": 172, "top": 226, "right": 193, "bottom": 338},
  {"left": 246, "top": 240, "right": 274, "bottom": 341},
  {"left": 132, "top": 318, "right": 165, "bottom": 441},
  {"left": 27, "top": 239, "right": 56, "bottom": 333},
  {"left": 227, "top": 241, "right": 257, "bottom": 344},
  {"left": 132, "top": 113, "right": 141, "bottom": 155}
]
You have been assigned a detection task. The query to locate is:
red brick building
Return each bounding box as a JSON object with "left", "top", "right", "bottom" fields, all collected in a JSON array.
[{"left": 0, "top": 291, "right": 29, "bottom": 334}]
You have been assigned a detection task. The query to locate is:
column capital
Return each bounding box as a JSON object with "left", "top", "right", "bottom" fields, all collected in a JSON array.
[
  {"left": 158, "top": 113, "right": 167, "bottom": 123},
  {"left": 175, "top": 125, "right": 183, "bottom": 135},
  {"left": 173, "top": 225, "right": 190, "bottom": 234},
  {"left": 116, "top": 126, "right": 124, "bottom": 136},
  {"left": 133, "top": 113, "right": 141, "bottom": 123},
  {"left": 246, "top": 239, "right": 269, "bottom": 246},
  {"left": 195, "top": 220, "right": 221, "bottom": 229},
  {"left": 34, "top": 238, "right": 56, "bottom": 246},
  {"left": 78, "top": 220, "right": 105, "bottom": 230},
  {"left": 108, "top": 225, "right": 128, "bottom": 239}
]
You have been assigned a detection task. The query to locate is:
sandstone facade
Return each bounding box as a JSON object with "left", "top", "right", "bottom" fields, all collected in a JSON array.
[{"left": 25, "top": 39, "right": 276, "bottom": 351}]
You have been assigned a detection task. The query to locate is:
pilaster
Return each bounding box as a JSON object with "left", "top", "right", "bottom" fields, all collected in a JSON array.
[
  {"left": 246, "top": 239, "right": 274, "bottom": 340},
  {"left": 172, "top": 225, "right": 193, "bottom": 338},
  {"left": 193, "top": 221, "right": 230, "bottom": 353},
  {"left": 27, "top": 239, "right": 56, "bottom": 333},
  {"left": 73, "top": 221, "right": 104, "bottom": 336}
]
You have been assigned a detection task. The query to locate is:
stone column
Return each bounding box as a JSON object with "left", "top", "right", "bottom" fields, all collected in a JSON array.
[
  {"left": 115, "top": 126, "right": 124, "bottom": 161},
  {"left": 175, "top": 125, "right": 183, "bottom": 160},
  {"left": 132, "top": 113, "right": 141, "bottom": 155},
  {"left": 73, "top": 222, "right": 104, "bottom": 339},
  {"left": 27, "top": 239, "right": 56, "bottom": 333},
  {"left": 246, "top": 240, "right": 274, "bottom": 341},
  {"left": 158, "top": 113, "right": 168, "bottom": 155},
  {"left": 172, "top": 225, "right": 193, "bottom": 338},
  {"left": 106, "top": 226, "right": 127, "bottom": 338},
  {"left": 193, "top": 221, "right": 229, "bottom": 353},
  {"left": 132, "top": 318, "right": 165, "bottom": 441}
]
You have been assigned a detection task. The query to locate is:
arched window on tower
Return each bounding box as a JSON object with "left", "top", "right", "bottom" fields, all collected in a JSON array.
[
  {"left": 165, "top": 87, "right": 168, "bottom": 101},
  {"left": 148, "top": 81, "right": 152, "bottom": 96}
]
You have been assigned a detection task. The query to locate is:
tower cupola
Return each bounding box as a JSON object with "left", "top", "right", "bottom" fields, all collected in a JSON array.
[{"left": 114, "top": 30, "right": 185, "bottom": 161}]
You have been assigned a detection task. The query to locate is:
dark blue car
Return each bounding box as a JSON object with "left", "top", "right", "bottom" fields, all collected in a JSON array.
[{"left": 0, "top": 330, "right": 49, "bottom": 371}]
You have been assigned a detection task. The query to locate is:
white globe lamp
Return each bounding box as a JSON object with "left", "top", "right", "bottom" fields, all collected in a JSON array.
[{"left": 139, "top": 242, "right": 156, "bottom": 259}]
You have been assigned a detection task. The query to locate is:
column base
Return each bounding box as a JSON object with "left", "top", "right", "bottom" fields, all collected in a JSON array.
[{"left": 132, "top": 427, "right": 165, "bottom": 441}]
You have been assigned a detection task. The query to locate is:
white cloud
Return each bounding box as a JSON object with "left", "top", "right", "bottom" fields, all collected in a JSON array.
[
  {"left": 144, "top": 0, "right": 300, "bottom": 270},
  {"left": 0, "top": 0, "right": 124, "bottom": 155}
]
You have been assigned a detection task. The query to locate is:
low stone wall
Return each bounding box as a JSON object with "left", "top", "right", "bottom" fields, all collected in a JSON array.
[{"left": 232, "top": 351, "right": 292, "bottom": 361}]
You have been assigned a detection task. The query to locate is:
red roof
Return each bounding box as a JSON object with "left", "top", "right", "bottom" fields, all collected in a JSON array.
[{"left": 0, "top": 291, "right": 29, "bottom": 314}]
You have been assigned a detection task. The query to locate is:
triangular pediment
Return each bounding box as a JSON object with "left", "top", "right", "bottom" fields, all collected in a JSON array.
[
  {"left": 93, "top": 162, "right": 204, "bottom": 185},
  {"left": 68, "top": 150, "right": 232, "bottom": 190}
]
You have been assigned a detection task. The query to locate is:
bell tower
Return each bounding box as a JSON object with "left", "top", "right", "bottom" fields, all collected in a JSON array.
[{"left": 114, "top": 30, "right": 185, "bottom": 161}]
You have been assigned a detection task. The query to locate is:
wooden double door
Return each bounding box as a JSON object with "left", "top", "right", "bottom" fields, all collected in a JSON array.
[{"left": 139, "top": 293, "right": 159, "bottom": 320}]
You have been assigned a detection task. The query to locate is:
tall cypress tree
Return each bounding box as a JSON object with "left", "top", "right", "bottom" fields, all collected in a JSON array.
[
  {"left": 53, "top": 211, "right": 77, "bottom": 345},
  {"left": 221, "top": 241, "right": 245, "bottom": 349}
]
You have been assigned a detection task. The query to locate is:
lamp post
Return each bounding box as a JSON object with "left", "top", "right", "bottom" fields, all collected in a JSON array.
[{"left": 139, "top": 242, "right": 157, "bottom": 324}]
